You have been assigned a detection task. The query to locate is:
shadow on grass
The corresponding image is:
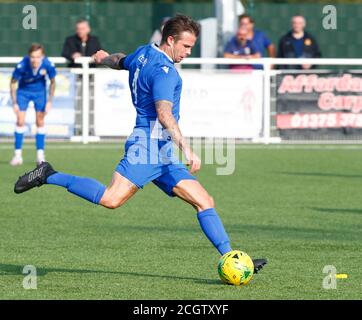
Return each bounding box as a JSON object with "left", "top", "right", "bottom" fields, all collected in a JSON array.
[
  {"left": 278, "top": 171, "right": 362, "bottom": 179},
  {"left": 0, "top": 263, "right": 221, "bottom": 285},
  {"left": 310, "top": 207, "right": 362, "bottom": 215},
  {"left": 226, "top": 223, "right": 360, "bottom": 242}
]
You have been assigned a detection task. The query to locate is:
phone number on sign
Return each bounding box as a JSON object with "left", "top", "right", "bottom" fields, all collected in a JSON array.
[{"left": 276, "top": 112, "right": 362, "bottom": 129}]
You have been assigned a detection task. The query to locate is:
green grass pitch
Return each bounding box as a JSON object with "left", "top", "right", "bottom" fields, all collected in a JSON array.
[{"left": 0, "top": 142, "right": 361, "bottom": 299}]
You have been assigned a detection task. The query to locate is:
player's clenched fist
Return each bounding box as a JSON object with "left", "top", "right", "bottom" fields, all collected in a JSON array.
[
  {"left": 92, "top": 50, "right": 110, "bottom": 64},
  {"left": 185, "top": 149, "right": 201, "bottom": 174}
]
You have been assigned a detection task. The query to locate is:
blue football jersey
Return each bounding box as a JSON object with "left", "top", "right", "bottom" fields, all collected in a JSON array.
[
  {"left": 12, "top": 56, "right": 56, "bottom": 92},
  {"left": 124, "top": 43, "right": 182, "bottom": 129}
]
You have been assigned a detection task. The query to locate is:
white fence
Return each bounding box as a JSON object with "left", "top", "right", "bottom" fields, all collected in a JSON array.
[{"left": 1, "top": 57, "right": 362, "bottom": 144}]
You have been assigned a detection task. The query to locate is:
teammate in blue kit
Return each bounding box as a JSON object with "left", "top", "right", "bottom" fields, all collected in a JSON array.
[
  {"left": 10, "top": 43, "right": 56, "bottom": 166},
  {"left": 14, "top": 15, "right": 266, "bottom": 273}
]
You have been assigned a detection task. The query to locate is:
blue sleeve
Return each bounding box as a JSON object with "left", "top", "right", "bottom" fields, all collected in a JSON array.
[
  {"left": 46, "top": 59, "right": 57, "bottom": 79},
  {"left": 123, "top": 46, "right": 144, "bottom": 70},
  {"left": 261, "top": 32, "right": 272, "bottom": 48},
  {"left": 152, "top": 67, "right": 178, "bottom": 103},
  {"left": 224, "top": 38, "right": 235, "bottom": 54},
  {"left": 250, "top": 42, "right": 260, "bottom": 54},
  {"left": 12, "top": 59, "right": 25, "bottom": 80},
  {"left": 123, "top": 52, "right": 136, "bottom": 70}
]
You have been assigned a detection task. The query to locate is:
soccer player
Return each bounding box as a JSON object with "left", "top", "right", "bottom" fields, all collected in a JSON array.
[
  {"left": 14, "top": 15, "right": 266, "bottom": 273},
  {"left": 10, "top": 43, "right": 56, "bottom": 166}
]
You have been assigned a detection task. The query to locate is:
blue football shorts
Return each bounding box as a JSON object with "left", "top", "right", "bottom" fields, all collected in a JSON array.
[
  {"left": 115, "top": 137, "right": 196, "bottom": 197},
  {"left": 17, "top": 90, "right": 47, "bottom": 112}
]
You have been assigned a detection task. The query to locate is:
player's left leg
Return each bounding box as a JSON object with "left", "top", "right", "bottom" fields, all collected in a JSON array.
[
  {"left": 10, "top": 90, "right": 29, "bottom": 166},
  {"left": 10, "top": 111, "right": 27, "bottom": 166},
  {"left": 34, "top": 92, "right": 47, "bottom": 164},
  {"left": 35, "top": 111, "right": 46, "bottom": 164}
]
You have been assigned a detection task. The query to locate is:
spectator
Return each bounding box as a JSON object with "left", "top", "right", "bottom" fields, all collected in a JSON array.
[
  {"left": 239, "top": 14, "right": 275, "bottom": 58},
  {"left": 149, "top": 17, "right": 171, "bottom": 46},
  {"left": 224, "top": 25, "right": 261, "bottom": 70},
  {"left": 277, "top": 15, "right": 322, "bottom": 69},
  {"left": 9, "top": 43, "right": 56, "bottom": 166},
  {"left": 61, "top": 19, "right": 102, "bottom": 67}
]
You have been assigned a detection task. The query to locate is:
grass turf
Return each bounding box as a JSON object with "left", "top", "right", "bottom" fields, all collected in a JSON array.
[{"left": 0, "top": 143, "right": 361, "bottom": 299}]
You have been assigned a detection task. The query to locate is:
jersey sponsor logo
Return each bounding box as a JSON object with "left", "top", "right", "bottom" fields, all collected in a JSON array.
[
  {"left": 304, "top": 38, "right": 312, "bottom": 46},
  {"left": 161, "top": 66, "right": 169, "bottom": 74}
]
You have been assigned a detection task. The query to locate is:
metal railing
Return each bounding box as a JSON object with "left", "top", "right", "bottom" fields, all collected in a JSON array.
[{"left": 2, "top": 57, "right": 362, "bottom": 144}]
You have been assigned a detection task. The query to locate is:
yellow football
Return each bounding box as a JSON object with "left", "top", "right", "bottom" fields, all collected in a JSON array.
[{"left": 218, "top": 250, "right": 254, "bottom": 285}]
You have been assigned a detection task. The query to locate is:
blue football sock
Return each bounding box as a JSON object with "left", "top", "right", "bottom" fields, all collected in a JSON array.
[
  {"left": 14, "top": 126, "right": 25, "bottom": 150},
  {"left": 36, "top": 127, "right": 46, "bottom": 150},
  {"left": 46, "top": 172, "right": 106, "bottom": 204},
  {"left": 197, "top": 208, "right": 232, "bottom": 255}
]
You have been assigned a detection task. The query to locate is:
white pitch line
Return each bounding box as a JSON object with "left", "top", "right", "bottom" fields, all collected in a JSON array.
[{"left": 1, "top": 143, "right": 362, "bottom": 150}]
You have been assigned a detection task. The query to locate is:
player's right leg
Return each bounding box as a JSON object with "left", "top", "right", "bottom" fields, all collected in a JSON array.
[
  {"left": 10, "top": 110, "right": 27, "bottom": 166},
  {"left": 13, "top": 162, "right": 138, "bottom": 209}
]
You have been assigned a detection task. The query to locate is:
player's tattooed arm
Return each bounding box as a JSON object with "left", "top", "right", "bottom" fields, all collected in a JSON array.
[
  {"left": 93, "top": 50, "right": 126, "bottom": 70},
  {"left": 100, "top": 53, "right": 126, "bottom": 69},
  {"left": 155, "top": 100, "right": 201, "bottom": 173}
]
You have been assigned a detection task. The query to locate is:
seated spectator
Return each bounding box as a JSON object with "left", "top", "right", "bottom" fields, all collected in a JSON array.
[
  {"left": 150, "top": 17, "right": 170, "bottom": 46},
  {"left": 224, "top": 26, "right": 261, "bottom": 70},
  {"left": 61, "top": 18, "right": 102, "bottom": 67},
  {"left": 277, "top": 15, "right": 322, "bottom": 69},
  {"left": 239, "top": 14, "right": 275, "bottom": 58}
]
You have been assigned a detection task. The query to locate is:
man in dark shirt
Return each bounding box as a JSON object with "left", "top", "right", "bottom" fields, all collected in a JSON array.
[
  {"left": 277, "top": 15, "right": 321, "bottom": 69},
  {"left": 61, "top": 19, "right": 102, "bottom": 67}
]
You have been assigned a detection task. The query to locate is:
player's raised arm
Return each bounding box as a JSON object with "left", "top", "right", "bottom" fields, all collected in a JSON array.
[
  {"left": 155, "top": 100, "right": 201, "bottom": 174},
  {"left": 92, "top": 50, "right": 126, "bottom": 70}
]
